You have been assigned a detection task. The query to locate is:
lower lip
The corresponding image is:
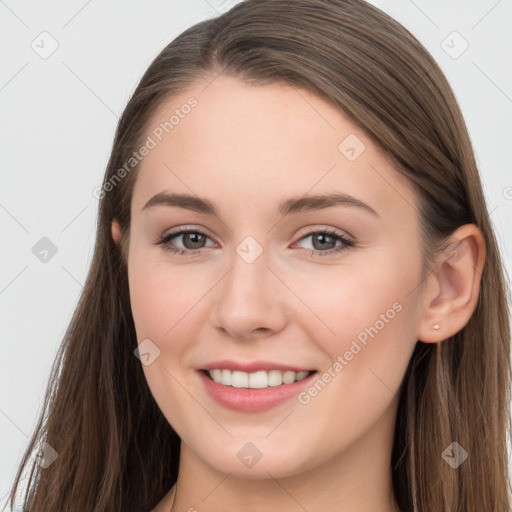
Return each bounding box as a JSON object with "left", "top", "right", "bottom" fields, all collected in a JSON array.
[{"left": 198, "top": 370, "right": 316, "bottom": 412}]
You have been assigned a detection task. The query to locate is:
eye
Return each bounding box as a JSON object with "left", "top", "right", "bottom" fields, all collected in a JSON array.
[
  {"left": 294, "top": 229, "right": 355, "bottom": 256},
  {"left": 155, "top": 228, "right": 215, "bottom": 256},
  {"left": 155, "top": 227, "right": 355, "bottom": 257}
]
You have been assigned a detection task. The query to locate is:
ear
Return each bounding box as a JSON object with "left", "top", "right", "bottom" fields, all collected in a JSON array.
[
  {"left": 417, "top": 223, "right": 486, "bottom": 343},
  {"left": 111, "top": 218, "right": 120, "bottom": 245}
]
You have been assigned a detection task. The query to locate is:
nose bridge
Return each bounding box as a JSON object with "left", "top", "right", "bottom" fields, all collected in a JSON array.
[
  {"left": 211, "top": 234, "right": 286, "bottom": 337},
  {"left": 226, "top": 235, "right": 272, "bottom": 307}
]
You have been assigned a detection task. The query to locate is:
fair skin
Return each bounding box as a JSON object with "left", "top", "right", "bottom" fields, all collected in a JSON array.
[{"left": 111, "top": 75, "right": 485, "bottom": 512}]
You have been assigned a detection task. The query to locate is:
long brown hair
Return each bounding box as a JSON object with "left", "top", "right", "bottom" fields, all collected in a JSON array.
[{"left": 5, "top": 1, "right": 511, "bottom": 510}]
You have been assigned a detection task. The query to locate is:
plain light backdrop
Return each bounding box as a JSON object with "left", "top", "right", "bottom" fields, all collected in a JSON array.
[{"left": 1, "top": 0, "right": 511, "bottom": 507}]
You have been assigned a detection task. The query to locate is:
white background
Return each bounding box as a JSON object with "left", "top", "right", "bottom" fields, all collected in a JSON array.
[{"left": 1, "top": 0, "right": 511, "bottom": 507}]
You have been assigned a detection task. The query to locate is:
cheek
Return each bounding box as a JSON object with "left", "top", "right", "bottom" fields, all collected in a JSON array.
[
  {"left": 285, "top": 264, "right": 417, "bottom": 454},
  {"left": 127, "top": 248, "right": 215, "bottom": 434},
  {"left": 290, "top": 253, "right": 419, "bottom": 394},
  {"left": 296, "top": 262, "right": 408, "bottom": 342},
  {"left": 128, "top": 247, "right": 209, "bottom": 340}
]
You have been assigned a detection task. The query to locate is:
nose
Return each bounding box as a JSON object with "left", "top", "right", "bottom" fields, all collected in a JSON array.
[{"left": 210, "top": 245, "right": 287, "bottom": 341}]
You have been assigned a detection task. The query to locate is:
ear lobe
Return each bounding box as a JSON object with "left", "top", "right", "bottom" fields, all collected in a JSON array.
[
  {"left": 417, "top": 223, "right": 486, "bottom": 343},
  {"left": 111, "top": 219, "right": 120, "bottom": 245}
]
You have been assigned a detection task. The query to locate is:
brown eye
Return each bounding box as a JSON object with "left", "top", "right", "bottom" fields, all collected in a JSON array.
[{"left": 175, "top": 231, "right": 207, "bottom": 249}]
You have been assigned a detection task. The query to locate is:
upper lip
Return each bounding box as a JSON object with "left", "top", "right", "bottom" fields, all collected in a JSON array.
[{"left": 199, "top": 360, "right": 315, "bottom": 373}]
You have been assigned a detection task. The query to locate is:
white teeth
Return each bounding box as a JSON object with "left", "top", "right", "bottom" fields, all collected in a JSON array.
[
  {"left": 221, "top": 369, "right": 231, "bottom": 386},
  {"left": 282, "top": 371, "right": 296, "bottom": 384},
  {"left": 268, "top": 370, "right": 283, "bottom": 386},
  {"left": 248, "top": 370, "right": 268, "bottom": 388},
  {"left": 207, "top": 369, "right": 312, "bottom": 388},
  {"left": 295, "top": 371, "right": 309, "bottom": 381},
  {"left": 231, "top": 370, "right": 249, "bottom": 388}
]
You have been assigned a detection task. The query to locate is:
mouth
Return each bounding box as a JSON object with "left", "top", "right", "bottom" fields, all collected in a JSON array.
[
  {"left": 201, "top": 368, "right": 316, "bottom": 389},
  {"left": 197, "top": 367, "right": 318, "bottom": 412}
]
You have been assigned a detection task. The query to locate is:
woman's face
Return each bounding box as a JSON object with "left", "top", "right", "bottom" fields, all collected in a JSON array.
[{"left": 125, "top": 75, "right": 428, "bottom": 478}]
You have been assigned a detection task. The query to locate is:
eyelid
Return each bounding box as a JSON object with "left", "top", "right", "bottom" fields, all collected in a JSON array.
[
  {"left": 294, "top": 224, "right": 354, "bottom": 241},
  {"left": 160, "top": 225, "right": 218, "bottom": 242}
]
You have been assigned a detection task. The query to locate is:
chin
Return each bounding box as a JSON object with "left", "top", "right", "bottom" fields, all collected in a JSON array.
[{"left": 196, "top": 440, "right": 315, "bottom": 479}]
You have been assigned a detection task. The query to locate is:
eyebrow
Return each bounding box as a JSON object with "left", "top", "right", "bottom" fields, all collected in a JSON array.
[{"left": 141, "top": 191, "right": 379, "bottom": 218}]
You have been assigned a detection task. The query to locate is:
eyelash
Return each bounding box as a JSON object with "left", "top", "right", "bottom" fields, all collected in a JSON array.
[{"left": 155, "top": 228, "right": 355, "bottom": 257}]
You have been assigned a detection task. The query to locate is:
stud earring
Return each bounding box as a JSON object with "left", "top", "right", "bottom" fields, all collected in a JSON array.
[{"left": 433, "top": 323, "right": 440, "bottom": 330}]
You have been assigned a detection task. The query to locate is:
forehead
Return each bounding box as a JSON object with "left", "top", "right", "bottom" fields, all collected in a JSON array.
[{"left": 131, "top": 75, "right": 417, "bottom": 223}]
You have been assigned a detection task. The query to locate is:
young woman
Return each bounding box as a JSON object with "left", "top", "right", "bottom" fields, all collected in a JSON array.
[{"left": 6, "top": 0, "right": 511, "bottom": 511}]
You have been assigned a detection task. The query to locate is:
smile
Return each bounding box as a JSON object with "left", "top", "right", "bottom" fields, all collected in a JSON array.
[
  {"left": 204, "top": 368, "right": 314, "bottom": 388},
  {"left": 198, "top": 366, "right": 318, "bottom": 412}
]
